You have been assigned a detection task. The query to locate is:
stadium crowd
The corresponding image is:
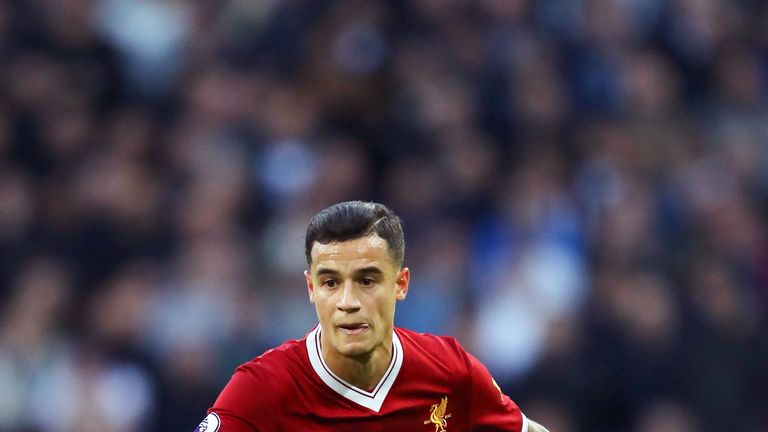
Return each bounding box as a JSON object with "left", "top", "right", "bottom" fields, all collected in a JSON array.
[{"left": 0, "top": 0, "right": 767, "bottom": 431}]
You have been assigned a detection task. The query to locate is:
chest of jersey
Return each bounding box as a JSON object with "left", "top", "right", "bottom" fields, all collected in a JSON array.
[
  {"left": 278, "top": 380, "right": 469, "bottom": 432},
  {"left": 279, "top": 329, "right": 471, "bottom": 431}
]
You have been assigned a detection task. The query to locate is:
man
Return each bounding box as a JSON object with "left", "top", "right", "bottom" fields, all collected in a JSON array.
[{"left": 195, "top": 201, "right": 549, "bottom": 431}]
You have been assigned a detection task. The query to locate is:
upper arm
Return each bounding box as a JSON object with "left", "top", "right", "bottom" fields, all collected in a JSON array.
[
  {"left": 465, "top": 351, "right": 527, "bottom": 432},
  {"left": 195, "top": 363, "right": 279, "bottom": 432}
]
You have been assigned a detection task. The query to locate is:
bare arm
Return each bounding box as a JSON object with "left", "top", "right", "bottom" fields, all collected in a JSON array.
[{"left": 527, "top": 419, "right": 550, "bottom": 432}]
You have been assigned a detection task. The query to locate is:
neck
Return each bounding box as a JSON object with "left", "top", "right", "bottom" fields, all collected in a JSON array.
[{"left": 320, "top": 328, "right": 394, "bottom": 391}]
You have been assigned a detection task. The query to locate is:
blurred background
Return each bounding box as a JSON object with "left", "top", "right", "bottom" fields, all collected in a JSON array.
[{"left": 0, "top": 0, "right": 767, "bottom": 431}]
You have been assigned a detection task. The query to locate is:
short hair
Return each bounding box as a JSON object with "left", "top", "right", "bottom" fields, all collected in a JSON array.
[{"left": 305, "top": 201, "right": 405, "bottom": 267}]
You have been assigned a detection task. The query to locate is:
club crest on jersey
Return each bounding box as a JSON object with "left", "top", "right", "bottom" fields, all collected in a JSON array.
[
  {"left": 423, "top": 396, "right": 451, "bottom": 431},
  {"left": 195, "top": 413, "right": 220, "bottom": 432}
]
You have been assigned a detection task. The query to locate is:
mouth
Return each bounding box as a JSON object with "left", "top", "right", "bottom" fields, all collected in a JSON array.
[{"left": 337, "top": 322, "right": 370, "bottom": 335}]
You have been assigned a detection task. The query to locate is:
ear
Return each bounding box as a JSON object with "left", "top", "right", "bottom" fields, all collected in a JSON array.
[
  {"left": 305, "top": 270, "right": 315, "bottom": 303},
  {"left": 395, "top": 267, "right": 410, "bottom": 301}
]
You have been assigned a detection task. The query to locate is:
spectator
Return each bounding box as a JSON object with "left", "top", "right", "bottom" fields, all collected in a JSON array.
[{"left": 1, "top": 1, "right": 766, "bottom": 431}]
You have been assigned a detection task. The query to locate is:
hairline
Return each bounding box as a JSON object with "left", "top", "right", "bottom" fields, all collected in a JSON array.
[{"left": 307, "top": 233, "right": 404, "bottom": 270}]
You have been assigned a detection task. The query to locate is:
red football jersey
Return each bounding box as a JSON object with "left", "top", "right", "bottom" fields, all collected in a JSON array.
[{"left": 194, "top": 326, "right": 528, "bottom": 432}]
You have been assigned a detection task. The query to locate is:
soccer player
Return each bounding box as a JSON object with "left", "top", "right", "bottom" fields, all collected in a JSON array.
[{"left": 194, "top": 201, "right": 549, "bottom": 431}]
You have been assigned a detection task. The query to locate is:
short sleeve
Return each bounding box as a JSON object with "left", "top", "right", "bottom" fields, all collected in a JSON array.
[
  {"left": 193, "top": 411, "right": 256, "bottom": 432},
  {"left": 193, "top": 363, "right": 278, "bottom": 432},
  {"left": 467, "top": 352, "right": 528, "bottom": 432}
]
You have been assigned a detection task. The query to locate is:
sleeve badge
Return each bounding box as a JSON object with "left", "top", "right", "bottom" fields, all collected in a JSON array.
[{"left": 194, "top": 412, "right": 220, "bottom": 432}]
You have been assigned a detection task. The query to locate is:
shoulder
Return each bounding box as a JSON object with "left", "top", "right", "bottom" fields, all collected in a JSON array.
[
  {"left": 213, "top": 336, "right": 309, "bottom": 410},
  {"left": 395, "top": 327, "right": 472, "bottom": 373},
  {"left": 396, "top": 327, "right": 466, "bottom": 351},
  {"left": 241, "top": 336, "right": 308, "bottom": 373},
  {"left": 203, "top": 333, "right": 316, "bottom": 431}
]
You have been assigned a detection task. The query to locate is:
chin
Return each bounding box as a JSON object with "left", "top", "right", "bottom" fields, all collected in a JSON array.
[{"left": 336, "top": 342, "right": 374, "bottom": 358}]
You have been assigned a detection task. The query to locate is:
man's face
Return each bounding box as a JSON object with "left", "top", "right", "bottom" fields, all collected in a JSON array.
[{"left": 305, "top": 234, "right": 409, "bottom": 359}]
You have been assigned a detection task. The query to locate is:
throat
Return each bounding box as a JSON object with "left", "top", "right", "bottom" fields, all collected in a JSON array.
[
  {"left": 320, "top": 333, "right": 393, "bottom": 391},
  {"left": 333, "top": 356, "right": 385, "bottom": 390}
]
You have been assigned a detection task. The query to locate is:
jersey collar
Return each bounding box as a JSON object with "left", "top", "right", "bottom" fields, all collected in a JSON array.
[{"left": 306, "top": 325, "right": 403, "bottom": 412}]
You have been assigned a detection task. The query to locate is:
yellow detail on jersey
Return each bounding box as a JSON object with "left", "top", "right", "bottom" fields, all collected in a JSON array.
[
  {"left": 492, "top": 377, "right": 504, "bottom": 399},
  {"left": 423, "top": 396, "right": 452, "bottom": 431}
]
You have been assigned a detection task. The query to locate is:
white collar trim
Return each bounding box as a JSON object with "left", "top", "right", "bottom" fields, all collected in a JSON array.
[{"left": 306, "top": 325, "right": 403, "bottom": 412}]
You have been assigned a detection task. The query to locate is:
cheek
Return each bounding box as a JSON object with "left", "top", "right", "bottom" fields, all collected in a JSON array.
[
  {"left": 371, "top": 292, "right": 397, "bottom": 315},
  {"left": 313, "top": 293, "right": 333, "bottom": 313}
]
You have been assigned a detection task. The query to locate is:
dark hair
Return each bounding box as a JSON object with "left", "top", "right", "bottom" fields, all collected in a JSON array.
[{"left": 305, "top": 201, "right": 405, "bottom": 267}]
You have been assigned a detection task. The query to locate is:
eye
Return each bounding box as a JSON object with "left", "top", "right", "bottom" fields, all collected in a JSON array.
[
  {"left": 322, "top": 279, "right": 338, "bottom": 289},
  {"left": 360, "top": 277, "right": 376, "bottom": 287}
]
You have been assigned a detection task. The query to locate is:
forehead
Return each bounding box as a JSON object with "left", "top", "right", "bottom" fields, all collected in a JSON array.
[{"left": 310, "top": 235, "right": 394, "bottom": 271}]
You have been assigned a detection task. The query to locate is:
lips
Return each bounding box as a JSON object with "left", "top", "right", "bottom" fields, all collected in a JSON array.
[{"left": 337, "top": 323, "right": 370, "bottom": 335}]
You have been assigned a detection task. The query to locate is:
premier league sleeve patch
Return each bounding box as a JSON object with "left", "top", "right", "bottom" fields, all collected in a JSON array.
[{"left": 194, "top": 412, "right": 220, "bottom": 432}]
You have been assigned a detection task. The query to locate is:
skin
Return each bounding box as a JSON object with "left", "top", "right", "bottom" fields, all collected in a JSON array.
[{"left": 305, "top": 234, "right": 410, "bottom": 390}]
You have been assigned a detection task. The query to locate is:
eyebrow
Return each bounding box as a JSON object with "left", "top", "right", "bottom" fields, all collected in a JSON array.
[
  {"left": 355, "top": 266, "right": 385, "bottom": 277},
  {"left": 315, "top": 268, "right": 341, "bottom": 277}
]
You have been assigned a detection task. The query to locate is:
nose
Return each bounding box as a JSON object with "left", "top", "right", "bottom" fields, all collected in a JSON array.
[{"left": 336, "top": 280, "right": 361, "bottom": 312}]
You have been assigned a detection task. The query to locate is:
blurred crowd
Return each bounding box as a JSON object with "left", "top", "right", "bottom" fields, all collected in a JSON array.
[{"left": 0, "top": 0, "right": 767, "bottom": 431}]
